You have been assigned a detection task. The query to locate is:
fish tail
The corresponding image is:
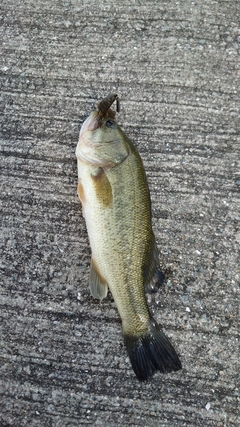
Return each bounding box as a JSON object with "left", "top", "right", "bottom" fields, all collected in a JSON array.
[{"left": 124, "top": 317, "right": 182, "bottom": 381}]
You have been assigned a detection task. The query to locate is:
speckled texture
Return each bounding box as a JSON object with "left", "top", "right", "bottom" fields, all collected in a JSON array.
[{"left": 1, "top": 1, "right": 239, "bottom": 426}]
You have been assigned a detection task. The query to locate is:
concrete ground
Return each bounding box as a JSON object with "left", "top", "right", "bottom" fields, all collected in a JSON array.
[{"left": 1, "top": 1, "right": 239, "bottom": 426}]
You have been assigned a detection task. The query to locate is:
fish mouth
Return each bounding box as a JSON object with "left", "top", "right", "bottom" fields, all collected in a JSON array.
[{"left": 80, "top": 111, "right": 102, "bottom": 137}]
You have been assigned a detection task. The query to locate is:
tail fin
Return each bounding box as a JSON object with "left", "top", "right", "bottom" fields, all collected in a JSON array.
[{"left": 124, "top": 318, "right": 182, "bottom": 381}]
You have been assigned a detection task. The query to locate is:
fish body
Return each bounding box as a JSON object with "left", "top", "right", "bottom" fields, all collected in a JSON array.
[{"left": 76, "top": 98, "right": 181, "bottom": 380}]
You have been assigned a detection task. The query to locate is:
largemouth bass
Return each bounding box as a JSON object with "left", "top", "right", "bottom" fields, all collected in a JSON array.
[{"left": 76, "top": 94, "right": 181, "bottom": 380}]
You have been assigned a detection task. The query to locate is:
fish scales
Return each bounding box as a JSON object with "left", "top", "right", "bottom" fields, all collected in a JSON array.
[
  {"left": 76, "top": 94, "right": 182, "bottom": 380},
  {"left": 79, "top": 144, "right": 151, "bottom": 329}
]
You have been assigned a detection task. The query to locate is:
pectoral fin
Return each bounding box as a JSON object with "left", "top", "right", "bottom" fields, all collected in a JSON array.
[
  {"left": 89, "top": 259, "right": 108, "bottom": 300},
  {"left": 91, "top": 168, "right": 113, "bottom": 207}
]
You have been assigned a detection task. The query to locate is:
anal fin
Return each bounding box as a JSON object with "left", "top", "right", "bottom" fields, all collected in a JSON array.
[{"left": 89, "top": 259, "right": 108, "bottom": 300}]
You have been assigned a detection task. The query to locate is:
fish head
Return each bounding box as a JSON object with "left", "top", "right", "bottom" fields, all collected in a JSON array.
[{"left": 76, "top": 111, "right": 130, "bottom": 168}]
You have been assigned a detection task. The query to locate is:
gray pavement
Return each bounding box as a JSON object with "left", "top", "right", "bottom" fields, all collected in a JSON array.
[{"left": 1, "top": 1, "right": 239, "bottom": 426}]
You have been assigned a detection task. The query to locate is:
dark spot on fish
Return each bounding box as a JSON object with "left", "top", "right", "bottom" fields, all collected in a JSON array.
[{"left": 91, "top": 168, "right": 113, "bottom": 208}]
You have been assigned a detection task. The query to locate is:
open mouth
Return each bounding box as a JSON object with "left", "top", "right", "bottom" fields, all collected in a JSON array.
[{"left": 80, "top": 111, "right": 101, "bottom": 137}]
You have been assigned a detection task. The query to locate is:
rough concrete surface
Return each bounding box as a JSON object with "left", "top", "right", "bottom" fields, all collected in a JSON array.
[{"left": 1, "top": 1, "right": 239, "bottom": 426}]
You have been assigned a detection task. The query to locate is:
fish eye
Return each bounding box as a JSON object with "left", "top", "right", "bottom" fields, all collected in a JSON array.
[{"left": 105, "top": 120, "right": 115, "bottom": 128}]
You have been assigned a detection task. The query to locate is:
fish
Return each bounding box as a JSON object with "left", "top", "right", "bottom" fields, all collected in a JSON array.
[{"left": 76, "top": 94, "right": 182, "bottom": 380}]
